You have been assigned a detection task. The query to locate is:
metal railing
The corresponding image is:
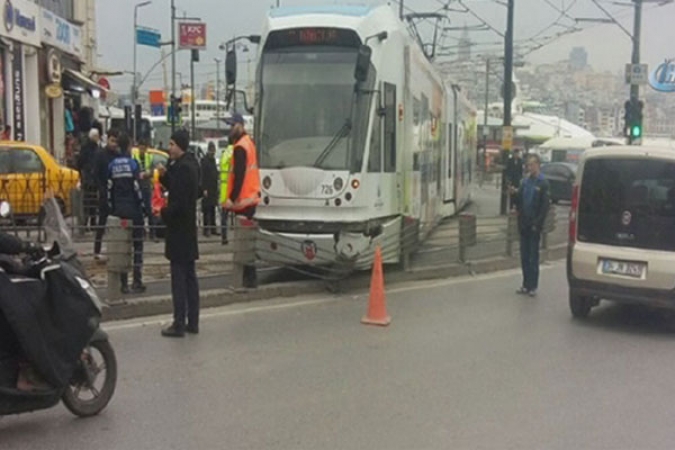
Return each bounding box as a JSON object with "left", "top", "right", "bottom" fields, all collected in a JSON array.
[{"left": 0, "top": 171, "right": 570, "bottom": 294}]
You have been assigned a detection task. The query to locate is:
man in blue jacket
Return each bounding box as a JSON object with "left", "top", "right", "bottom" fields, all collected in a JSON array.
[
  {"left": 108, "top": 133, "right": 146, "bottom": 294},
  {"left": 513, "top": 153, "right": 550, "bottom": 297}
]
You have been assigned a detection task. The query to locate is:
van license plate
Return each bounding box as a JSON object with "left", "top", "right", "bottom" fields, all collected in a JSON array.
[{"left": 600, "top": 259, "right": 646, "bottom": 279}]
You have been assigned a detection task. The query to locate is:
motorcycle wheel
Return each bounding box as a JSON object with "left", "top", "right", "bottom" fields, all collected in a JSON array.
[{"left": 62, "top": 340, "right": 117, "bottom": 417}]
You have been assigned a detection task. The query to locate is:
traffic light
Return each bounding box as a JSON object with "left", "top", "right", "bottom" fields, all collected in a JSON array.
[
  {"left": 624, "top": 99, "right": 644, "bottom": 142},
  {"left": 631, "top": 100, "right": 643, "bottom": 139},
  {"left": 166, "top": 95, "right": 183, "bottom": 126},
  {"left": 623, "top": 100, "right": 632, "bottom": 138}
]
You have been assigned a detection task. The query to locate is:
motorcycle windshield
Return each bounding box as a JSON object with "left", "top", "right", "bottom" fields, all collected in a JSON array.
[{"left": 42, "top": 197, "right": 77, "bottom": 259}]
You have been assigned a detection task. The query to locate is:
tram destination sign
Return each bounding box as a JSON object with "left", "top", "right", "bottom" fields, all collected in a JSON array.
[{"left": 265, "top": 27, "right": 360, "bottom": 49}]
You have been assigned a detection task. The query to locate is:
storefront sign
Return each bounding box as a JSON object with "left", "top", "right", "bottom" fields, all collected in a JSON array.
[
  {"left": 47, "top": 47, "right": 61, "bottom": 83},
  {"left": 178, "top": 22, "right": 206, "bottom": 50},
  {"left": 40, "top": 7, "right": 82, "bottom": 58},
  {"left": 0, "top": 49, "right": 5, "bottom": 130},
  {"left": 12, "top": 43, "right": 24, "bottom": 141},
  {"left": 649, "top": 59, "right": 675, "bottom": 93},
  {"left": 45, "top": 83, "right": 62, "bottom": 98},
  {"left": 1, "top": 0, "right": 39, "bottom": 47}
]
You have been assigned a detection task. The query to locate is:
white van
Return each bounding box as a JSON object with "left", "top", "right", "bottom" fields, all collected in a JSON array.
[{"left": 567, "top": 145, "right": 675, "bottom": 317}]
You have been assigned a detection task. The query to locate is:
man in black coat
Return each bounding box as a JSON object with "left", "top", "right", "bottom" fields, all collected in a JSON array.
[
  {"left": 506, "top": 149, "right": 524, "bottom": 210},
  {"left": 77, "top": 128, "right": 101, "bottom": 231},
  {"left": 200, "top": 142, "right": 220, "bottom": 237},
  {"left": 159, "top": 129, "right": 201, "bottom": 338}
]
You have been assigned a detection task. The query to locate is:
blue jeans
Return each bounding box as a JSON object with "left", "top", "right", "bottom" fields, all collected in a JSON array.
[{"left": 520, "top": 230, "right": 541, "bottom": 291}]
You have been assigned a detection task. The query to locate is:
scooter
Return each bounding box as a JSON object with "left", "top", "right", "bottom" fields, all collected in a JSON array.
[{"left": 0, "top": 198, "right": 117, "bottom": 418}]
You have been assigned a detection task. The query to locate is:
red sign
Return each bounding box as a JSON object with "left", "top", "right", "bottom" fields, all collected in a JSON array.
[
  {"left": 178, "top": 22, "right": 207, "bottom": 50},
  {"left": 97, "top": 77, "right": 110, "bottom": 91}
]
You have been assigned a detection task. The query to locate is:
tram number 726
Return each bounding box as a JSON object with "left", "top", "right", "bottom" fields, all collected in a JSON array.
[{"left": 321, "top": 184, "right": 334, "bottom": 195}]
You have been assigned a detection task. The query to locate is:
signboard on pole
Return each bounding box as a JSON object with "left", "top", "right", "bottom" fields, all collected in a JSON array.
[
  {"left": 12, "top": 44, "right": 25, "bottom": 142},
  {"left": 625, "top": 63, "right": 649, "bottom": 85},
  {"left": 178, "top": 22, "right": 206, "bottom": 50},
  {"left": 136, "top": 27, "right": 161, "bottom": 48},
  {"left": 502, "top": 126, "right": 513, "bottom": 151}
]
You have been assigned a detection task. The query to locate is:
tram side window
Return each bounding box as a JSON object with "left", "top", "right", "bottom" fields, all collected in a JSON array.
[
  {"left": 368, "top": 108, "right": 382, "bottom": 172},
  {"left": 413, "top": 97, "right": 421, "bottom": 126},
  {"left": 448, "top": 123, "right": 454, "bottom": 178},
  {"left": 384, "top": 83, "right": 397, "bottom": 173}
]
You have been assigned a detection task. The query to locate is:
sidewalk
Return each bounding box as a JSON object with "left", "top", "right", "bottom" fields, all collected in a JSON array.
[{"left": 75, "top": 234, "right": 235, "bottom": 287}]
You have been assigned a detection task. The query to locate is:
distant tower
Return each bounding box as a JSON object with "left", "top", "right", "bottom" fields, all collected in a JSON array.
[
  {"left": 569, "top": 47, "right": 588, "bottom": 71},
  {"left": 457, "top": 24, "right": 472, "bottom": 62}
]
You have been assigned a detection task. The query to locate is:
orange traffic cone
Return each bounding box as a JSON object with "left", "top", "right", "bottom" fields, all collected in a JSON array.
[{"left": 362, "top": 245, "right": 391, "bottom": 326}]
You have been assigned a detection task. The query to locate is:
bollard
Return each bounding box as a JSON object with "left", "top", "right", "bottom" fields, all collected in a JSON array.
[
  {"left": 400, "top": 218, "right": 419, "bottom": 272},
  {"left": 70, "top": 188, "right": 85, "bottom": 237},
  {"left": 106, "top": 216, "right": 132, "bottom": 303},
  {"left": 505, "top": 211, "right": 519, "bottom": 257},
  {"left": 458, "top": 212, "right": 477, "bottom": 263},
  {"left": 232, "top": 216, "right": 258, "bottom": 290},
  {"left": 541, "top": 206, "right": 556, "bottom": 261}
]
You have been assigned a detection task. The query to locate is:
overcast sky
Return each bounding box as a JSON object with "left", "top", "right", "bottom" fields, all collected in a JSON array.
[{"left": 95, "top": 0, "right": 675, "bottom": 94}]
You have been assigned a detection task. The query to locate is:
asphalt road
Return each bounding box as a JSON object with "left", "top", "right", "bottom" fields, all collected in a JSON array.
[{"left": 5, "top": 263, "right": 675, "bottom": 449}]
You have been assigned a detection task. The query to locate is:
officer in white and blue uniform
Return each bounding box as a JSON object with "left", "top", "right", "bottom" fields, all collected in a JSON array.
[{"left": 108, "top": 133, "right": 146, "bottom": 294}]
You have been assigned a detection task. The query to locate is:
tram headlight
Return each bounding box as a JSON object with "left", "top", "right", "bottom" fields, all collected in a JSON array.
[
  {"left": 263, "top": 176, "right": 272, "bottom": 190},
  {"left": 351, "top": 179, "right": 360, "bottom": 189},
  {"left": 333, "top": 177, "right": 344, "bottom": 191}
]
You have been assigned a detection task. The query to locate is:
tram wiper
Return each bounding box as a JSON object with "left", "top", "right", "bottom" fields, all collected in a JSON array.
[{"left": 313, "top": 119, "right": 352, "bottom": 168}]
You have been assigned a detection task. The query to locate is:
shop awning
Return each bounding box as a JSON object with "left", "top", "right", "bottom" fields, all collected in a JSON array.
[{"left": 62, "top": 69, "right": 109, "bottom": 96}]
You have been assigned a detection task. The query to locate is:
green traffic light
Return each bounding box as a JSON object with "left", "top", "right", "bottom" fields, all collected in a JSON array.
[{"left": 631, "top": 125, "right": 642, "bottom": 138}]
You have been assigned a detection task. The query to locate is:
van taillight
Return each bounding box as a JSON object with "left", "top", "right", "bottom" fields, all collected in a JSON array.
[{"left": 569, "top": 184, "right": 579, "bottom": 244}]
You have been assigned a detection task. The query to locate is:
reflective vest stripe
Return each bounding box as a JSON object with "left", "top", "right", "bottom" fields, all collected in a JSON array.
[{"left": 226, "top": 135, "right": 260, "bottom": 211}]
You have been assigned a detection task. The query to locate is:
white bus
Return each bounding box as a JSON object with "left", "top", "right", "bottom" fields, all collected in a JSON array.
[
  {"left": 253, "top": 5, "right": 477, "bottom": 268},
  {"left": 183, "top": 99, "right": 228, "bottom": 122}
]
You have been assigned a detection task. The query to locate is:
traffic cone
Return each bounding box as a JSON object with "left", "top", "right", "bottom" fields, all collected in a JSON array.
[{"left": 362, "top": 245, "right": 391, "bottom": 326}]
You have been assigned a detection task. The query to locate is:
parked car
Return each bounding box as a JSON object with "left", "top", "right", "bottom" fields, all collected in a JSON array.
[
  {"left": 541, "top": 162, "right": 577, "bottom": 203},
  {"left": 132, "top": 147, "right": 169, "bottom": 171},
  {"left": 0, "top": 142, "right": 79, "bottom": 219},
  {"left": 567, "top": 145, "right": 675, "bottom": 318}
]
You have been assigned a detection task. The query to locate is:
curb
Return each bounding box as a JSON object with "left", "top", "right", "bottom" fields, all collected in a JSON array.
[{"left": 101, "top": 244, "right": 568, "bottom": 322}]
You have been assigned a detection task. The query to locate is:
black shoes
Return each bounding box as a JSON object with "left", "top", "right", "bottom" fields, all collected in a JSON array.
[
  {"left": 186, "top": 324, "right": 199, "bottom": 335},
  {"left": 131, "top": 282, "right": 147, "bottom": 294},
  {"left": 161, "top": 324, "right": 185, "bottom": 338}
]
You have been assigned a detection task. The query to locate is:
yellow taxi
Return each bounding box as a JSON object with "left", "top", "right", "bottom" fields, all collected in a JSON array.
[
  {"left": 0, "top": 141, "right": 79, "bottom": 218},
  {"left": 131, "top": 147, "right": 169, "bottom": 173}
]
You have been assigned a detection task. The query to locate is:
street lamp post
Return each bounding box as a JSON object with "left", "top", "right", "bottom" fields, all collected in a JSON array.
[
  {"left": 500, "top": 0, "right": 515, "bottom": 216},
  {"left": 133, "top": 0, "right": 151, "bottom": 144},
  {"left": 628, "top": 0, "right": 642, "bottom": 145},
  {"left": 215, "top": 58, "right": 222, "bottom": 134},
  {"left": 170, "top": 0, "right": 176, "bottom": 134},
  {"left": 191, "top": 49, "right": 199, "bottom": 141},
  {"left": 483, "top": 57, "right": 490, "bottom": 173}
]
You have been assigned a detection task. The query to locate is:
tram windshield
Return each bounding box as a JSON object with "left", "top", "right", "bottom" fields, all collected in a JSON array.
[{"left": 257, "top": 43, "right": 375, "bottom": 172}]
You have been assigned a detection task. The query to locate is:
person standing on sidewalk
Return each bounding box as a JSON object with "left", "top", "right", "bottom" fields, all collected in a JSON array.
[
  {"left": 77, "top": 128, "right": 101, "bottom": 231},
  {"left": 93, "top": 129, "right": 120, "bottom": 260},
  {"left": 159, "top": 130, "right": 201, "bottom": 338},
  {"left": 506, "top": 149, "right": 524, "bottom": 210},
  {"left": 108, "top": 133, "right": 146, "bottom": 294},
  {"left": 218, "top": 142, "right": 234, "bottom": 245},
  {"left": 132, "top": 139, "right": 155, "bottom": 240},
  {"left": 200, "top": 142, "right": 220, "bottom": 237},
  {"left": 223, "top": 113, "right": 260, "bottom": 288},
  {"left": 513, "top": 153, "right": 550, "bottom": 297}
]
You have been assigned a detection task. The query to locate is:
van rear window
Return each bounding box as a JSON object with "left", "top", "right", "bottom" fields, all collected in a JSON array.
[{"left": 578, "top": 158, "right": 675, "bottom": 251}]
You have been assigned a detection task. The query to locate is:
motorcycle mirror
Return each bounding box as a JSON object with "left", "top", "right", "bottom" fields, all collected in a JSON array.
[{"left": 0, "top": 201, "right": 11, "bottom": 218}]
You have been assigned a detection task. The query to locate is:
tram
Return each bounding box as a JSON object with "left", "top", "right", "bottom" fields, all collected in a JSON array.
[{"left": 253, "top": 5, "right": 477, "bottom": 268}]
